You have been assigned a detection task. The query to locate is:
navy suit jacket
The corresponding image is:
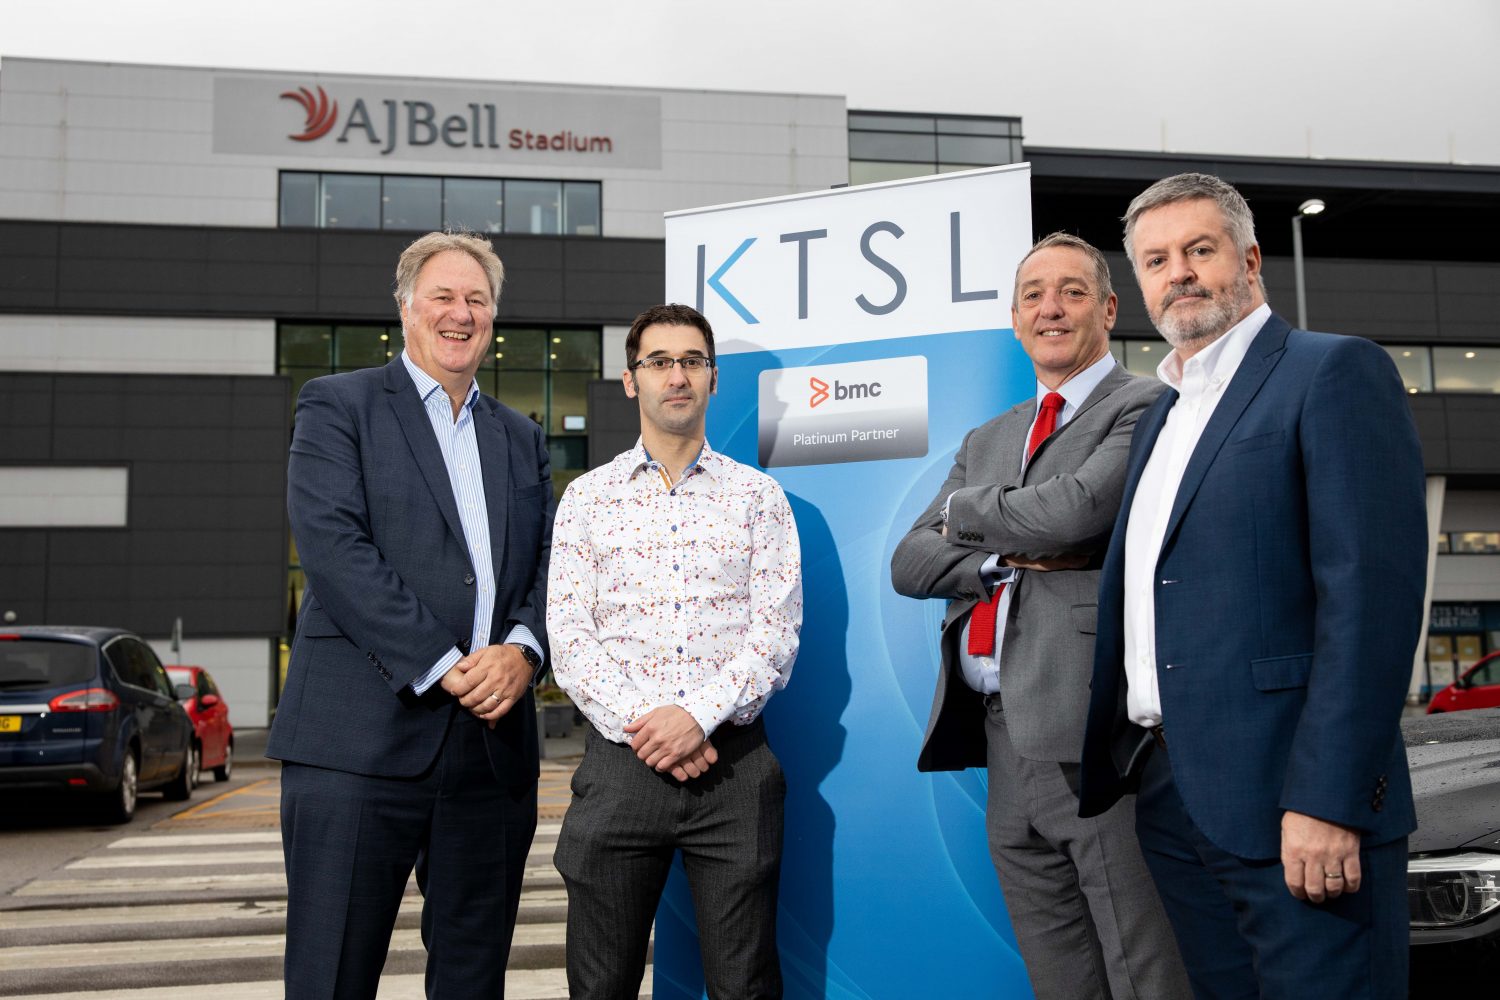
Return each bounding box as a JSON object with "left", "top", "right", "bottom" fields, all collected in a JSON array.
[
  {"left": 267, "top": 357, "right": 552, "bottom": 785},
  {"left": 1078, "top": 314, "right": 1427, "bottom": 859}
]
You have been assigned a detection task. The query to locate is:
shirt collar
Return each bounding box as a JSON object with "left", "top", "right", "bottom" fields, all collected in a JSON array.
[
  {"left": 626, "top": 438, "right": 719, "bottom": 483},
  {"left": 1035, "top": 350, "right": 1116, "bottom": 421},
  {"left": 401, "top": 350, "right": 478, "bottom": 412},
  {"left": 1156, "top": 302, "right": 1271, "bottom": 393}
]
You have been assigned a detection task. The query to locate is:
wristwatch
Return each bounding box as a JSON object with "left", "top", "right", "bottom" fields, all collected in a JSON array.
[{"left": 509, "top": 643, "right": 542, "bottom": 675}]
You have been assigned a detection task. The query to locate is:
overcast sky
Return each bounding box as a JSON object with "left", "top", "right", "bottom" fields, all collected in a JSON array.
[{"left": 7, "top": 0, "right": 1499, "bottom": 165}]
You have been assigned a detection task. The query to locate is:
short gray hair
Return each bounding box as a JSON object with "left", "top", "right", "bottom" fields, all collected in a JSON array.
[
  {"left": 1014, "top": 231, "right": 1113, "bottom": 301},
  {"left": 393, "top": 231, "right": 505, "bottom": 310},
  {"left": 1122, "top": 172, "right": 1258, "bottom": 267}
]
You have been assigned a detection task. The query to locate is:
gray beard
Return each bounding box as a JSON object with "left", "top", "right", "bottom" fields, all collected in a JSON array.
[{"left": 1152, "top": 274, "right": 1255, "bottom": 351}]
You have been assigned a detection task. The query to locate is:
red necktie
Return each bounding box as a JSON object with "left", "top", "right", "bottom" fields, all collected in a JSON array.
[{"left": 967, "top": 392, "right": 1065, "bottom": 656}]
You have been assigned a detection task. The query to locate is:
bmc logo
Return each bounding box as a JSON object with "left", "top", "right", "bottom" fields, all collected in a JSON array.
[{"left": 808, "top": 376, "right": 881, "bottom": 408}]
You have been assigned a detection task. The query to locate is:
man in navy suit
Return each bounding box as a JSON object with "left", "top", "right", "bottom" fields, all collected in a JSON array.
[
  {"left": 268, "top": 232, "right": 552, "bottom": 999},
  {"left": 1078, "top": 174, "right": 1427, "bottom": 998}
]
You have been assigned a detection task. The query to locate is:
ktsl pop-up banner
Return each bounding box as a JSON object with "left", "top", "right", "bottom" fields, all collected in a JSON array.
[{"left": 655, "top": 165, "right": 1038, "bottom": 999}]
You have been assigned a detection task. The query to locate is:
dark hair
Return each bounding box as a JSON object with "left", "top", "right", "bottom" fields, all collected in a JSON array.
[
  {"left": 1014, "top": 231, "right": 1113, "bottom": 301},
  {"left": 624, "top": 303, "right": 716, "bottom": 368}
]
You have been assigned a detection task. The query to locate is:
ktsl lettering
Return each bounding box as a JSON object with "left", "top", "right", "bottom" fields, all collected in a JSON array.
[
  {"left": 334, "top": 99, "right": 612, "bottom": 157},
  {"left": 695, "top": 212, "right": 997, "bottom": 325}
]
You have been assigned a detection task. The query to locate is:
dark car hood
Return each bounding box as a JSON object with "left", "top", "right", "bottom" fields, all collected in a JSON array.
[{"left": 1404, "top": 708, "right": 1500, "bottom": 853}]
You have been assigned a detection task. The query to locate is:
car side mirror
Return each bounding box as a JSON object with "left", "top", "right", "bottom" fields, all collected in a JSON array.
[
  {"left": 199, "top": 693, "right": 220, "bottom": 708},
  {"left": 173, "top": 684, "right": 196, "bottom": 701}
]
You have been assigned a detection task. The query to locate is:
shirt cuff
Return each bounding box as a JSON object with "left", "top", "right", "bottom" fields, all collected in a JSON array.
[
  {"left": 979, "top": 554, "right": 1018, "bottom": 588},
  {"left": 410, "top": 646, "right": 463, "bottom": 695},
  {"left": 502, "top": 624, "right": 547, "bottom": 684}
]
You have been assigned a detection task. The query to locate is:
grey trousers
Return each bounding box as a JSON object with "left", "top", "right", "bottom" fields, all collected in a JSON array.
[
  {"left": 554, "top": 718, "right": 785, "bottom": 1000},
  {"left": 985, "top": 698, "right": 1191, "bottom": 1000}
]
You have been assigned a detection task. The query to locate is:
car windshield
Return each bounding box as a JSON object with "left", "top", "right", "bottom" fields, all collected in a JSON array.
[
  {"left": 0, "top": 640, "right": 96, "bottom": 690},
  {"left": 167, "top": 669, "right": 193, "bottom": 687}
]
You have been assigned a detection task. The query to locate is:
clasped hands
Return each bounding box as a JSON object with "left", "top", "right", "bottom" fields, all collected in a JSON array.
[
  {"left": 440, "top": 644, "right": 532, "bottom": 729},
  {"left": 626, "top": 705, "right": 716, "bottom": 783}
]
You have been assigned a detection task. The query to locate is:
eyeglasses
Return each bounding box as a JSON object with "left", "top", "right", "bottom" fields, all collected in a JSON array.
[{"left": 629, "top": 356, "right": 715, "bottom": 374}]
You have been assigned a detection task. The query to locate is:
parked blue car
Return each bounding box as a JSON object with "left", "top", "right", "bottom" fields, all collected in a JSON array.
[{"left": 0, "top": 626, "right": 194, "bottom": 823}]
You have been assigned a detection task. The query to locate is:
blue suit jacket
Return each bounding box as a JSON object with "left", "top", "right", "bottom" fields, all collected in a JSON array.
[
  {"left": 267, "top": 357, "right": 552, "bottom": 784},
  {"left": 1078, "top": 314, "right": 1426, "bottom": 859}
]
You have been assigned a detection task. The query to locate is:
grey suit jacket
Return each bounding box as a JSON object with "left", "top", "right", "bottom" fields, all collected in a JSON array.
[{"left": 891, "top": 363, "right": 1164, "bottom": 769}]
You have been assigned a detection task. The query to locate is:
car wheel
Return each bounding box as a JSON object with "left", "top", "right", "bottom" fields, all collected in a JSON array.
[
  {"left": 101, "top": 750, "right": 139, "bottom": 824},
  {"left": 214, "top": 740, "right": 233, "bottom": 782},
  {"left": 164, "top": 742, "right": 195, "bottom": 801}
]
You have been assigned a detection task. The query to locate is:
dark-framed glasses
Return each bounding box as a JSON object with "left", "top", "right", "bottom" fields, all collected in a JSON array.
[{"left": 630, "top": 356, "right": 715, "bottom": 374}]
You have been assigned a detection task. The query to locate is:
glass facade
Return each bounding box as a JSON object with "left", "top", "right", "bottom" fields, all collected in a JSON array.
[
  {"left": 280, "top": 172, "right": 602, "bottom": 236},
  {"left": 847, "top": 111, "right": 1023, "bottom": 187}
]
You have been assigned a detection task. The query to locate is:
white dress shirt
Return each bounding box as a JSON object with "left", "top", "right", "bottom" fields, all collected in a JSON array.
[
  {"left": 958, "top": 351, "right": 1117, "bottom": 694},
  {"left": 1122, "top": 303, "right": 1271, "bottom": 725},
  {"left": 547, "top": 440, "right": 802, "bottom": 743}
]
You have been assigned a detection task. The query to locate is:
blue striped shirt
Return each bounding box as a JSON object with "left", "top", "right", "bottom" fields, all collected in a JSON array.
[{"left": 402, "top": 352, "right": 543, "bottom": 695}]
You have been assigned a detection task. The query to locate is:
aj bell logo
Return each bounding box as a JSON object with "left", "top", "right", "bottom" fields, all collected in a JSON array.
[
  {"left": 808, "top": 375, "right": 881, "bottom": 408},
  {"left": 275, "top": 83, "right": 612, "bottom": 156},
  {"left": 281, "top": 87, "right": 338, "bottom": 142}
]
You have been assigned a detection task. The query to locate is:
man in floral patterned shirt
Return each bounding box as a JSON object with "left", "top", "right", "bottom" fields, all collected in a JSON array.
[{"left": 548, "top": 303, "right": 802, "bottom": 1000}]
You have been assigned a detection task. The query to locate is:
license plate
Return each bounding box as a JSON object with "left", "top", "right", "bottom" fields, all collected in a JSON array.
[{"left": 0, "top": 716, "right": 20, "bottom": 733}]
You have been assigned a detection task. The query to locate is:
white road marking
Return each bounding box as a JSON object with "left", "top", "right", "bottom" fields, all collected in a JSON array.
[
  {"left": 108, "top": 833, "right": 283, "bottom": 849},
  {"left": 0, "top": 924, "right": 569, "bottom": 972},
  {"left": 17, "top": 966, "right": 651, "bottom": 1000}
]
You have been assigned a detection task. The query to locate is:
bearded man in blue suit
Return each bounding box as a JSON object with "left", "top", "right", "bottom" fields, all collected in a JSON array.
[
  {"left": 269, "top": 232, "right": 552, "bottom": 999},
  {"left": 1078, "top": 174, "right": 1427, "bottom": 999}
]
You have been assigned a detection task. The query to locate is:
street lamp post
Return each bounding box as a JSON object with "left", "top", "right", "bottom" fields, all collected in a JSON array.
[{"left": 1292, "top": 198, "right": 1325, "bottom": 329}]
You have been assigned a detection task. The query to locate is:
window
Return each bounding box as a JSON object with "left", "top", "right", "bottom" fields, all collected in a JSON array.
[
  {"left": 1382, "top": 345, "right": 1433, "bottom": 394},
  {"left": 445, "top": 178, "right": 504, "bottom": 233},
  {"left": 280, "top": 172, "right": 602, "bottom": 236},
  {"left": 1433, "top": 347, "right": 1500, "bottom": 393},
  {"left": 382, "top": 175, "right": 442, "bottom": 232},
  {"left": 322, "top": 174, "right": 381, "bottom": 229},
  {"left": 505, "top": 180, "right": 562, "bottom": 235},
  {"left": 848, "top": 111, "right": 1023, "bottom": 187},
  {"left": 1452, "top": 532, "right": 1500, "bottom": 554}
]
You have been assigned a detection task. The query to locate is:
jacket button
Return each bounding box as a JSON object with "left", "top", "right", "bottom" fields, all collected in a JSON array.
[{"left": 464, "top": 573, "right": 475, "bottom": 585}]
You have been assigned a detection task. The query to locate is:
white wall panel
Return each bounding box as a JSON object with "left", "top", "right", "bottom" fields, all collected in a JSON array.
[
  {"left": 0, "top": 467, "right": 129, "bottom": 527},
  {"left": 0, "top": 316, "right": 276, "bottom": 375},
  {"left": 147, "top": 637, "right": 274, "bottom": 729},
  {"left": 1433, "top": 555, "right": 1500, "bottom": 602},
  {"left": 1441, "top": 491, "right": 1500, "bottom": 530}
]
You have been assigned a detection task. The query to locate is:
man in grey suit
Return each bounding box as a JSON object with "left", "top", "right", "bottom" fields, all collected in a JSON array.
[{"left": 892, "top": 233, "right": 1189, "bottom": 1000}]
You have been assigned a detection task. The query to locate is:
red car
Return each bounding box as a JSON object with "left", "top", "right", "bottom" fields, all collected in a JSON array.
[
  {"left": 165, "top": 666, "right": 234, "bottom": 786},
  {"left": 1426, "top": 651, "right": 1500, "bottom": 714}
]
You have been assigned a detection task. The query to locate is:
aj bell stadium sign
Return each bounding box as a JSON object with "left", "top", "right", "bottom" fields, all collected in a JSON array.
[{"left": 212, "top": 76, "right": 662, "bottom": 168}]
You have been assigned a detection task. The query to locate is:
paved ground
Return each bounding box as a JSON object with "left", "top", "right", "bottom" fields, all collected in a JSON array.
[{"left": 0, "top": 729, "right": 655, "bottom": 999}]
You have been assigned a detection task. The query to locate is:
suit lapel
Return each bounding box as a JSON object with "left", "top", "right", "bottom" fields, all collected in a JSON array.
[
  {"left": 1159, "top": 314, "right": 1291, "bottom": 549},
  {"left": 475, "top": 397, "right": 512, "bottom": 596},
  {"left": 1023, "top": 362, "right": 1131, "bottom": 474},
  {"left": 384, "top": 358, "right": 466, "bottom": 548}
]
